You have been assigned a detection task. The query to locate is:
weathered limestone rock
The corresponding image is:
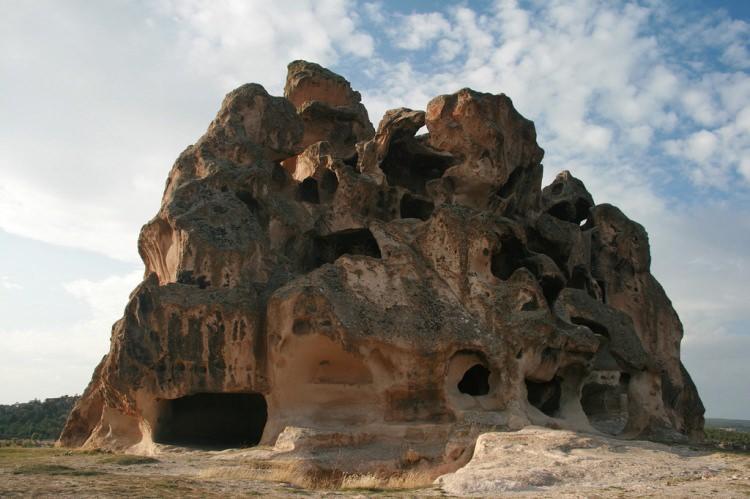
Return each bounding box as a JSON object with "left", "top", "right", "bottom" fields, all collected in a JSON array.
[
  {"left": 284, "top": 60, "right": 375, "bottom": 159},
  {"left": 435, "top": 427, "right": 730, "bottom": 497},
  {"left": 60, "top": 61, "right": 704, "bottom": 464}
]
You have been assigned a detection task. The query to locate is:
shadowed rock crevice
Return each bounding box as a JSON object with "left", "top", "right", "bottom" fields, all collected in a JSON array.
[
  {"left": 297, "top": 177, "right": 320, "bottom": 204},
  {"left": 380, "top": 138, "right": 455, "bottom": 195},
  {"left": 491, "top": 233, "right": 528, "bottom": 280},
  {"left": 400, "top": 192, "right": 434, "bottom": 220},
  {"left": 526, "top": 377, "right": 561, "bottom": 417}
]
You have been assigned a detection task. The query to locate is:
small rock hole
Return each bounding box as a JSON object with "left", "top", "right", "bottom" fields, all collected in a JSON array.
[{"left": 457, "top": 364, "right": 490, "bottom": 396}]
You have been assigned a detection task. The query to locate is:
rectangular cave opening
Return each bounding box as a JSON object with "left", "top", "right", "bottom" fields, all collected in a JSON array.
[{"left": 154, "top": 392, "right": 267, "bottom": 448}]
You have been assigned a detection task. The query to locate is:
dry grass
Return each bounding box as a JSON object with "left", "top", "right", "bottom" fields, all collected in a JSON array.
[
  {"left": 200, "top": 460, "right": 436, "bottom": 491},
  {"left": 340, "top": 469, "right": 435, "bottom": 490}
]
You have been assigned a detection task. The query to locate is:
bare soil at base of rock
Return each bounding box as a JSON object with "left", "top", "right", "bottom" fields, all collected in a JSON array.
[
  {"left": 0, "top": 446, "right": 442, "bottom": 497},
  {"left": 1, "top": 430, "right": 749, "bottom": 498}
]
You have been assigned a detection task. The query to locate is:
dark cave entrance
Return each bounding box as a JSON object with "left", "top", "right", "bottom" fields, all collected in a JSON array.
[
  {"left": 491, "top": 233, "right": 527, "bottom": 280},
  {"left": 457, "top": 364, "right": 491, "bottom": 396},
  {"left": 307, "top": 228, "right": 382, "bottom": 269},
  {"left": 399, "top": 192, "right": 434, "bottom": 220},
  {"left": 380, "top": 139, "right": 455, "bottom": 195},
  {"left": 297, "top": 177, "right": 320, "bottom": 204},
  {"left": 154, "top": 393, "right": 267, "bottom": 448},
  {"left": 526, "top": 377, "right": 561, "bottom": 417},
  {"left": 581, "top": 373, "right": 630, "bottom": 435}
]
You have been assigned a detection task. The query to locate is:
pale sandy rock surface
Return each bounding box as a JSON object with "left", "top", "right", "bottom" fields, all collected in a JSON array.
[{"left": 436, "top": 427, "right": 750, "bottom": 497}]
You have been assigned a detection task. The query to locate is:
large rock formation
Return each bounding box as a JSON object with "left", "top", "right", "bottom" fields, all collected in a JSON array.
[{"left": 60, "top": 61, "right": 704, "bottom": 464}]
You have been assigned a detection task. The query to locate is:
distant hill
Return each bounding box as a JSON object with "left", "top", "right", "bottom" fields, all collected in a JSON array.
[{"left": 0, "top": 396, "right": 79, "bottom": 440}]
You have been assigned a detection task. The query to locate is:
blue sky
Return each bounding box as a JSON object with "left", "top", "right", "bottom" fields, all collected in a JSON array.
[{"left": 1, "top": 0, "right": 748, "bottom": 418}]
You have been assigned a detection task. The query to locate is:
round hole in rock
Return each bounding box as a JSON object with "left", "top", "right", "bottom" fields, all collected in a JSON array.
[
  {"left": 154, "top": 393, "right": 267, "bottom": 448},
  {"left": 457, "top": 364, "right": 490, "bottom": 396}
]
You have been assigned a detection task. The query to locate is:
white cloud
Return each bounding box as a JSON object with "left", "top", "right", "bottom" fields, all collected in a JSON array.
[
  {"left": 162, "top": 0, "right": 374, "bottom": 92},
  {"left": 0, "top": 276, "right": 22, "bottom": 290},
  {"left": 686, "top": 130, "right": 718, "bottom": 162},
  {"left": 0, "top": 270, "right": 142, "bottom": 404},
  {"left": 363, "top": 2, "right": 385, "bottom": 25},
  {"left": 390, "top": 12, "right": 451, "bottom": 50},
  {"left": 663, "top": 104, "right": 750, "bottom": 187},
  {"left": 0, "top": 175, "right": 142, "bottom": 263},
  {"left": 64, "top": 271, "right": 143, "bottom": 322}
]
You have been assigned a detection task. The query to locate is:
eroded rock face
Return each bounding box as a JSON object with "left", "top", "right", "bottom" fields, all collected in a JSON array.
[{"left": 60, "top": 61, "right": 704, "bottom": 461}]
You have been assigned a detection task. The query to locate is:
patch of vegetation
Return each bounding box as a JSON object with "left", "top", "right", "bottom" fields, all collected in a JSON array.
[
  {"left": 101, "top": 455, "right": 159, "bottom": 466},
  {"left": 0, "top": 396, "right": 78, "bottom": 440},
  {"left": 0, "top": 446, "right": 68, "bottom": 463},
  {"left": 12, "top": 463, "right": 102, "bottom": 476},
  {"left": 704, "top": 427, "right": 750, "bottom": 452}
]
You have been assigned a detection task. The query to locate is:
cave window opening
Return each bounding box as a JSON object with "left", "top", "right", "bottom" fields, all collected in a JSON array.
[
  {"left": 540, "top": 276, "right": 564, "bottom": 307},
  {"left": 496, "top": 165, "right": 525, "bottom": 199},
  {"left": 342, "top": 153, "right": 358, "bottom": 168},
  {"left": 400, "top": 193, "right": 435, "bottom": 220},
  {"left": 307, "top": 228, "right": 382, "bottom": 270},
  {"left": 581, "top": 372, "right": 629, "bottom": 435},
  {"left": 154, "top": 393, "right": 267, "bottom": 448},
  {"left": 571, "top": 316, "right": 609, "bottom": 338},
  {"left": 298, "top": 177, "right": 320, "bottom": 204},
  {"left": 380, "top": 139, "right": 454, "bottom": 195},
  {"left": 235, "top": 190, "right": 268, "bottom": 226},
  {"left": 526, "top": 378, "right": 561, "bottom": 417},
  {"left": 457, "top": 364, "right": 490, "bottom": 396},
  {"left": 319, "top": 170, "right": 339, "bottom": 200},
  {"left": 176, "top": 270, "right": 210, "bottom": 289},
  {"left": 546, "top": 202, "right": 570, "bottom": 221},
  {"left": 271, "top": 164, "right": 289, "bottom": 189},
  {"left": 568, "top": 266, "right": 589, "bottom": 291},
  {"left": 491, "top": 233, "right": 527, "bottom": 280},
  {"left": 575, "top": 199, "right": 592, "bottom": 223}
]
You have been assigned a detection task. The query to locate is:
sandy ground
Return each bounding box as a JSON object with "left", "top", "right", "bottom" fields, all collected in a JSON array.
[{"left": 1, "top": 428, "right": 748, "bottom": 497}]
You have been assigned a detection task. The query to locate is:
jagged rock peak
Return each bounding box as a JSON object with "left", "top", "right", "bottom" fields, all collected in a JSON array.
[{"left": 60, "top": 61, "right": 704, "bottom": 470}]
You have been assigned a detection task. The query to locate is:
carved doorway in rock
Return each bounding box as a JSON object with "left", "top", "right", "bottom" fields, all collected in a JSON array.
[{"left": 154, "top": 392, "right": 267, "bottom": 448}]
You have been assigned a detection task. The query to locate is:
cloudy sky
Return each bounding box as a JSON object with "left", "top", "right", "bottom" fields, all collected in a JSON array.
[{"left": 1, "top": 0, "right": 748, "bottom": 418}]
